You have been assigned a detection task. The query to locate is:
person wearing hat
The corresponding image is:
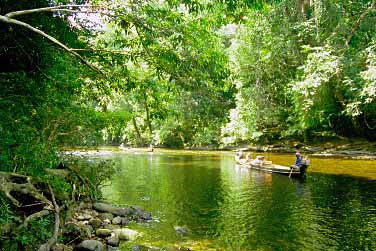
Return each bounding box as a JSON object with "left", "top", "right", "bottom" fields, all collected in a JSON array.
[
  {"left": 294, "top": 152, "right": 302, "bottom": 167},
  {"left": 251, "top": 155, "right": 264, "bottom": 166}
]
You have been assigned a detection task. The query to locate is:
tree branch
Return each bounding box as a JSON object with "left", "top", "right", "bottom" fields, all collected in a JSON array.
[
  {"left": 0, "top": 14, "right": 104, "bottom": 75},
  {"left": 19, "top": 210, "right": 50, "bottom": 231},
  {"left": 5, "top": 5, "right": 101, "bottom": 18},
  {"left": 38, "top": 185, "right": 60, "bottom": 251},
  {"left": 70, "top": 48, "right": 141, "bottom": 55},
  {"left": 345, "top": 0, "right": 376, "bottom": 48}
]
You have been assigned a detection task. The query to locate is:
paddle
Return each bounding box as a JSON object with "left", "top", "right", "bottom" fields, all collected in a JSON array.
[{"left": 288, "top": 166, "right": 294, "bottom": 178}]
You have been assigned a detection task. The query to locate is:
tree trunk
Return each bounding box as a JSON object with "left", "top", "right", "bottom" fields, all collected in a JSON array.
[{"left": 132, "top": 116, "right": 142, "bottom": 141}]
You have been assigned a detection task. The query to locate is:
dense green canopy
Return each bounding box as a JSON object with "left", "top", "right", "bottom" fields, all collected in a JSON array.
[{"left": 1, "top": 0, "right": 376, "bottom": 173}]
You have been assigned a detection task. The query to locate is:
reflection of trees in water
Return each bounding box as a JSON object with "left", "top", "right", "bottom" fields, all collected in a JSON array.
[
  {"left": 308, "top": 174, "right": 376, "bottom": 250},
  {"left": 105, "top": 153, "right": 376, "bottom": 250}
]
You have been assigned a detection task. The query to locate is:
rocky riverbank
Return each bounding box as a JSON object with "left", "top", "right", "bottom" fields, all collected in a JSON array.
[
  {"left": 53, "top": 202, "right": 190, "bottom": 251},
  {"left": 52, "top": 202, "right": 151, "bottom": 251},
  {"left": 232, "top": 139, "right": 376, "bottom": 159}
]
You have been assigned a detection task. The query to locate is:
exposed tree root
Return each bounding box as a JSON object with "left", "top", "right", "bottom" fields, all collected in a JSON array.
[
  {"left": 38, "top": 184, "right": 60, "bottom": 251},
  {"left": 0, "top": 171, "right": 61, "bottom": 251},
  {"left": 0, "top": 171, "right": 53, "bottom": 208}
]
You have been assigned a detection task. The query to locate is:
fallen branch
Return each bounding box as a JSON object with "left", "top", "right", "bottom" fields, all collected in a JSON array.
[{"left": 38, "top": 184, "right": 60, "bottom": 251}]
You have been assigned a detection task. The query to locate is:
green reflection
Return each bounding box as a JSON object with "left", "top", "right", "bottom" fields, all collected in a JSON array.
[{"left": 101, "top": 150, "right": 376, "bottom": 250}]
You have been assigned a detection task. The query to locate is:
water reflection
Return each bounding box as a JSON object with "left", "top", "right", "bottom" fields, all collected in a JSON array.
[{"left": 102, "top": 152, "right": 376, "bottom": 250}]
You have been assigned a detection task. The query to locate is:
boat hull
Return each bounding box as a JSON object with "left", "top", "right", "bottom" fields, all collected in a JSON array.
[{"left": 235, "top": 158, "right": 308, "bottom": 178}]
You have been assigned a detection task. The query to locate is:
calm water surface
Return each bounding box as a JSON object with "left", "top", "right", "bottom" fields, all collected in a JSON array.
[{"left": 101, "top": 150, "right": 376, "bottom": 251}]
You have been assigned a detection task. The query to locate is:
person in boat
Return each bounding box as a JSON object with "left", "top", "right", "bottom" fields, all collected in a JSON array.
[
  {"left": 235, "top": 150, "right": 244, "bottom": 160},
  {"left": 251, "top": 156, "right": 264, "bottom": 166},
  {"left": 245, "top": 153, "right": 253, "bottom": 163},
  {"left": 292, "top": 152, "right": 302, "bottom": 169},
  {"left": 147, "top": 144, "right": 154, "bottom": 152}
]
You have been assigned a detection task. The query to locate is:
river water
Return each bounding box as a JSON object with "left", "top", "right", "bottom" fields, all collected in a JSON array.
[{"left": 100, "top": 149, "right": 376, "bottom": 250}]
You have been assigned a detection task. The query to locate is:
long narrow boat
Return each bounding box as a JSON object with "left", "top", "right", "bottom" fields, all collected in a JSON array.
[{"left": 235, "top": 156, "right": 309, "bottom": 178}]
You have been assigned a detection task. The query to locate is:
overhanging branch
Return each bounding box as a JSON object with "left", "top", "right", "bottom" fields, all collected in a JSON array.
[
  {"left": 5, "top": 5, "right": 102, "bottom": 18},
  {"left": 0, "top": 4, "right": 107, "bottom": 75}
]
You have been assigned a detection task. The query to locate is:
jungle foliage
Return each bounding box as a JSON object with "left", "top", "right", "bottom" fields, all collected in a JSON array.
[
  {"left": 1, "top": 0, "right": 376, "bottom": 249},
  {"left": 1, "top": 0, "right": 376, "bottom": 166}
]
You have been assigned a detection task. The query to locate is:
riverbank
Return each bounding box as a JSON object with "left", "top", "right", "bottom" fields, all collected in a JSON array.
[{"left": 232, "top": 138, "right": 376, "bottom": 159}]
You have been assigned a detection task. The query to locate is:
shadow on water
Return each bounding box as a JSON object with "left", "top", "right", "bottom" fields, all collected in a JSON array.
[{"left": 100, "top": 150, "right": 376, "bottom": 250}]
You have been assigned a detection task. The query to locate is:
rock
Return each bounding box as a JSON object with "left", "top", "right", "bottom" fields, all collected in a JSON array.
[
  {"left": 52, "top": 244, "right": 74, "bottom": 251},
  {"left": 95, "top": 228, "right": 112, "bottom": 238},
  {"left": 107, "top": 236, "right": 120, "bottom": 247},
  {"left": 77, "top": 213, "right": 93, "bottom": 221},
  {"left": 136, "top": 211, "right": 152, "bottom": 221},
  {"left": 63, "top": 222, "right": 92, "bottom": 240},
  {"left": 107, "top": 246, "right": 120, "bottom": 251},
  {"left": 88, "top": 218, "right": 102, "bottom": 229},
  {"left": 76, "top": 240, "right": 104, "bottom": 251},
  {"left": 103, "top": 219, "right": 111, "bottom": 224},
  {"left": 113, "top": 228, "right": 141, "bottom": 240},
  {"left": 112, "top": 208, "right": 132, "bottom": 217},
  {"left": 112, "top": 216, "right": 123, "bottom": 225},
  {"left": 121, "top": 218, "right": 129, "bottom": 225},
  {"left": 131, "top": 244, "right": 160, "bottom": 251},
  {"left": 93, "top": 203, "right": 119, "bottom": 213},
  {"left": 164, "top": 245, "right": 191, "bottom": 251},
  {"left": 98, "top": 213, "right": 114, "bottom": 221},
  {"left": 174, "top": 226, "right": 190, "bottom": 235}
]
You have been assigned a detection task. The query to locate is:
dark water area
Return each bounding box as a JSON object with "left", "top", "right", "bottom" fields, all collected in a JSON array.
[{"left": 101, "top": 150, "right": 376, "bottom": 250}]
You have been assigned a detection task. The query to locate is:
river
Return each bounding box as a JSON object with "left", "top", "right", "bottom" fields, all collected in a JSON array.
[{"left": 98, "top": 149, "right": 376, "bottom": 250}]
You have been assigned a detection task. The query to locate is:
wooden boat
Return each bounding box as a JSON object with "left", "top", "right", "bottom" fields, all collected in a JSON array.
[{"left": 235, "top": 156, "right": 309, "bottom": 178}]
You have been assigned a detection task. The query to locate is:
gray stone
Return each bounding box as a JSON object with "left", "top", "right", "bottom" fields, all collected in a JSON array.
[
  {"left": 121, "top": 218, "right": 129, "bottom": 225},
  {"left": 52, "top": 244, "right": 74, "bottom": 251},
  {"left": 112, "top": 216, "right": 123, "bottom": 225},
  {"left": 131, "top": 244, "right": 160, "bottom": 251},
  {"left": 174, "top": 226, "right": 190, "bottom": 235},
  {"left": 107, "top": 246, "right": 120, "bottom": 251},
  {"left": 112, "top": 208, "right": 131, "bottom": 217},
  {"left": 64, "top": 222, "right": 92, "bottom": 239},
  {"left": 107, "top": 236, "right": 120, "bottom": 247},
  {"left": 76, "top": 240, "right": 104, "bottom": 251},
  {"left": 93, "top": 203, "right": 119, "bottom": 213},
  {"left": 88, "top": 218, "right": 102, "bottom": 229},
  {"left": 137, "top": 211, "right": 152, "bottom": 221},
  {"left": 77, "top": 213, "right": 93, "bottom": 221},
  {"left": 113, "top": 228, "right": 141, "bottom": 240},
  {"left": 99, "top": 213, "right": 114, "bottom": 221},
  {"left": 96, "top": 228, "right": 112, "bottom": 238}
]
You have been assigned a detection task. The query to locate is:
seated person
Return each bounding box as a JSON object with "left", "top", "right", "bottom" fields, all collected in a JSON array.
[
  {"left": 245, "top": 153, "right": 253, "bottom": 163},
  {"left": 251, "top": 156, "right": 264, "bottom": 166},
  {"left": 291, "top": 152, "right": 302, "bottom": 169}
]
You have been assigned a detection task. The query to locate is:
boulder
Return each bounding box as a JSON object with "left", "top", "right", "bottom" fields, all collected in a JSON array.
[
  {"left": 88, "top": 218, "right": 102, "bottom": 229},
  {"left": 76, "top": 213, "right": 93, "bottom": 221},
  {"left": 107, "top": 236, "right": 120, "bottom": 247},
  {"left": 52, "top": 244, "right": 74, "bottom": 251},
  {"left": 93, "top": 203, "right": 119, "bottom": 213},
  {"left": 107, "top": 246, "right": 120, "bottom": 251},
  {"left": 112, "top": 216, "right": 123, "bottom": 225},
  {"left": 112, "top": 208, "right": 132, "bottom": 217},
  {"left": 95, "top": 228, "right": 112, "bottom": 238},
  {"left": 98, "top": 213, "right": 114, "bottom": 221},
  {"left": 76, "top": 240, "right": 104, "bottom": 251},
  {"left": 113, "top": 228, "right": 141, "bottom": 240},
  {"left": 131, "top": 244, "right": 160, "bottom": 251}
]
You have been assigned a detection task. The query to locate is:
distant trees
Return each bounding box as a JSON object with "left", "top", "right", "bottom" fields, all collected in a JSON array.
[{"left": 224, "top": 0, "right": 376, "bottom": 144}]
